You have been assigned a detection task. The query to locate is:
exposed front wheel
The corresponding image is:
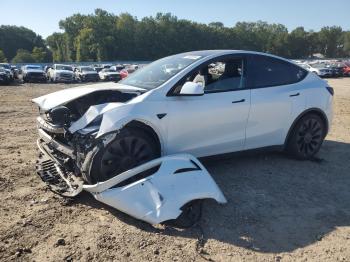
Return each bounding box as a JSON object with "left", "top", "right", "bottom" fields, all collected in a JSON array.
[
  {"left": 287, "top": 114, "right": 326, "bottom": 160},
  {"left": 89, "top": 128, "right": 160, "bottom": 183}
]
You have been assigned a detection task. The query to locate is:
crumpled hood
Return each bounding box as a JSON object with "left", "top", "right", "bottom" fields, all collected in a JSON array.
[
  {"left": 25, "top": 69, "right": 45, "bottom": 73},
  {"left": 32, "top": 82, "right": 146, "bottom": 111}
]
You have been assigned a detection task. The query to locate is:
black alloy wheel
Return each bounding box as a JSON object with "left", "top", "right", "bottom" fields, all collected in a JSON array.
[
  {"left": 287, "top": 114, "right": 326, "bottom": 160},
  {"left": 89, "top": 128, "right": 159, "bottom": 183}
]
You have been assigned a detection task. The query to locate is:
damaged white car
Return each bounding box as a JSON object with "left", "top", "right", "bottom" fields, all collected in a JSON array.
[{"left": 33, "top": 50, "right": 333, "bottom": 225}]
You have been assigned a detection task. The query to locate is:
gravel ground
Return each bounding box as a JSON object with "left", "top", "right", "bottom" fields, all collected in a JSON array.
[{"left": 0, "top": 78, "right": 349, "bottom": 262}]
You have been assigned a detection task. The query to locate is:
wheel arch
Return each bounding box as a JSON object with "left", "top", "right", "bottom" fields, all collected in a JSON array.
[
  {"left": 284, "top": 108, "right": 329, "bottom": 149},
  {"left": 124, "top": 120, "right": 162, "bottom": 155}
]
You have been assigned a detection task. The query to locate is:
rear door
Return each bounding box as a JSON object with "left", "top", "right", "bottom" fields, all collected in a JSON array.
[{"left": 244, "top": 55, "right": 308, "bottom": 149}]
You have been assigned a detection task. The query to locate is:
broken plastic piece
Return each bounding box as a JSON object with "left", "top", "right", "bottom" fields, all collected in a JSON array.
[{"left": 83, "top": 154, "right": 227, "bottom": 225}]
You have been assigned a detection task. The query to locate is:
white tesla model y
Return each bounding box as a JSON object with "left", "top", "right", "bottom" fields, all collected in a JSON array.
[{"left": 33, "top": 50, "right": 333, "bottom": 188}]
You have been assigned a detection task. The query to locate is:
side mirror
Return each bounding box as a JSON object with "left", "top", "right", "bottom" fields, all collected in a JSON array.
[{"left": 179, "top": 82, "right": 204, "bottom": 96}]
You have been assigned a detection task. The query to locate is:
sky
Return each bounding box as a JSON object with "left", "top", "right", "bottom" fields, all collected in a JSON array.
[{"left": 1, "top": 0, "right": 349, "bottom": 38}]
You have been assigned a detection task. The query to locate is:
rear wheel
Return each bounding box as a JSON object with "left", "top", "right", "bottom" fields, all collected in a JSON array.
[
  {"left": 287, "top": 114, "right": 326, "bottom": 160},
  {"left": 89, "top": 127, "right": 160, "bottom": 183}
]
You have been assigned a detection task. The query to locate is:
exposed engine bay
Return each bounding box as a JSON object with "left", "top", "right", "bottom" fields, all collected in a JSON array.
[{"left": 35, "top": 88, "right": 140, "bottom": 189}]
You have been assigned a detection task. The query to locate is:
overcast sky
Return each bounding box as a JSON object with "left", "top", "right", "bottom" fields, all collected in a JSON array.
[{"left": 1, "top": 0, "right": 349, "bottom": 38}]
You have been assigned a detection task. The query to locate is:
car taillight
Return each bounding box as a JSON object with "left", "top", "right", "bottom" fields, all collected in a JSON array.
[{"left": 326, "top": 86, "right": 334, "bottom": 96}]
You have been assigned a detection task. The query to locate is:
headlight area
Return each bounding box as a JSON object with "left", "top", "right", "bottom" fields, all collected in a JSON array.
[{"left": 35, "top": 115, "right": 103, "bottom": 196}]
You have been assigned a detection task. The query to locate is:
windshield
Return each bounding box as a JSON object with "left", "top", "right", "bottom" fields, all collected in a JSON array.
[
  {"left": 81, "top": 67, "right": 95, "bottom": 72},
  {"left": 103, "top": 69, "right": 117, "bottom": 72},
  {"left": 120, "top": 54, "right": 202, "bottom": 90},
  {"left": 56, "top": 65, "right": 73, "bottom": 71},
  {"left": 26, "top": 65, "right": 42, "bottom": 70}
]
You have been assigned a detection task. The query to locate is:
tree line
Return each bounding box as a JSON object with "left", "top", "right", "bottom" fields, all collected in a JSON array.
[{"left": 1, "top": 9, "right": 350, "bottom": 63}]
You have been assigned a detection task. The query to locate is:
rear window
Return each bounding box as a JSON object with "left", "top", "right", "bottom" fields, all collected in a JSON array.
[{"left": 248, "top": 55, "right": 307, "bottom": 88}]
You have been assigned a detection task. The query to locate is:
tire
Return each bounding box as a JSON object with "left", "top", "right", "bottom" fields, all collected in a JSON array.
[
  {"left": 287, "top": 113, "right": 326, "bottom": 160},
  {"left": 89, "top": 127, "right": 160, "bottom": 183}
]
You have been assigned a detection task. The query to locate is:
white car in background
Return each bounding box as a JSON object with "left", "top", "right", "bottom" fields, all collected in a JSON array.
[
  {"left": 47, "top": 64, "right": 75, "bottom": 83},
  {"left": 33, "top": 49, "right": 333, "bottom": 192},
  {"left": 98, "top": 68, "right": 121, "bottom": 81},
  {"left": 0, "top": 63, "right": 14, "bottom": 81},
  {"left": 300, "top": 63, "right": 332, "bottom": 77}
]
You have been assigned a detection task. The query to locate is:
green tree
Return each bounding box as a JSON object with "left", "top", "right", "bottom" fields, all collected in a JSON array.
[
  {"left": 318, "top": 26, "right": 344, "bottom": 58},
  {"left": 46, "top": 33, "right": 71, "bottom": 62},
  {"left": 343, "top": 31, "right": 350, "bottom": 56},
  {"left": 0, "top": 50, "right": 7, "bottom": 62},
  {"left": 32, "top": 47, "right": 47, "bottom": 62},
  {"left": 0, "top": 25, "right": 51, "bottom": 61},
  {"left": 11, "top": 49, "right": 35, "bottom": 63},
  {"left": 43, "top": 9, "right": 350, "bottom": 61},
  {"left": 209, "top": 22, "right": 224, "bottom": 29},
  {"left": 76, "top": 28, "right": 95, "bottom": 61}
]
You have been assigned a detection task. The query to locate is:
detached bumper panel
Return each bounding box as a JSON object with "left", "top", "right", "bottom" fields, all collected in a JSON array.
[{"left": 83, "top": 154, "right": 227, "bottom": 225}]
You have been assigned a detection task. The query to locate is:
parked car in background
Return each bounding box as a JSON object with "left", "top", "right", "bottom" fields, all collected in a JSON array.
[
  {"left": 11, "top": 65, "right": 20, "bottom": 79},
  {"left": 110, "top": 64, "right": 129, "bottom": 79},
  {"left": 91, "top": 65, "right": 102, "bottom": 73},
  {"left": 300, "top": 63, "right": 332, "bottom": 77},
  {"left": 325, "top": 64, "right": 342, "bottom": 78},
  {"left": 47, "top": 64, "right": 75, "bottom": 83},
  {"left": 328, "top": 63, "right": 346, "bottom": 77},
  {"left": 0, "top": 63, "right": 14, "bottom": 82},
  {"left": 98, "top": 68, "right": 121, "bottom": 81},
  {"left": 110, "top": 64, "right": 125, "bottom": 71},
  {"left": 120, "top": 69, "right": 129, "bottom": 79},
  {"left": 0, "top": 67, "right": 10, "bottom": 84},
  {"left": 124, "top": 64, "right": 139, "bottom": 74},
  {"left": 102, "top": 64, "right": 112, "bottom": 69},
  {"left": 21, "top": 65, "right": 47, "bottom": 83},
  {"left": 341, "top": 62, "right": 350, "bottom": 76},
  {"left": 75, "top": 66, "right": 99, "bottom": 82}
]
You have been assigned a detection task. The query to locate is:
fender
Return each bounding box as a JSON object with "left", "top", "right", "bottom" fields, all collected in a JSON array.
[{"left": 97, "top": 114, "right": 166, "bottom": 153}]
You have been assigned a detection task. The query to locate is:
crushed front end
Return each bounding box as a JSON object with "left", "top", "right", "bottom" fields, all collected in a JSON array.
[
  {"left": 33, "top": 87, "right": 140, "bottom": 196},
  {"left": 36, "top": 110, "right": 100, "bottom": 196}
]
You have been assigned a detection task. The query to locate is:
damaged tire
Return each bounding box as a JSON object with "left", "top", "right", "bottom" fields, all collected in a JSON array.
[{"left": 89, "top": 127, "right": 160, "bottom": 183}]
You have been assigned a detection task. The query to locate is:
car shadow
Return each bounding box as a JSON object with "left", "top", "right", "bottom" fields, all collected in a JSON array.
[{"left": 71, "top": 139, "right": 350, "bottom": 253}]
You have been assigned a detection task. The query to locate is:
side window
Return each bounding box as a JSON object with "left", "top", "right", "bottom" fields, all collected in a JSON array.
[
  {"left": 170, "top": 57, "right": 246, "bottom": 95},
  {"left": 248, "top": 55, "right": 307, "bottom": 88},
  {"left": 192, "top": 58, "right": 245, "bottom": 93}
]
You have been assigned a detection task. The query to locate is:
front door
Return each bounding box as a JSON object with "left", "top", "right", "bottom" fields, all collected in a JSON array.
[{"left": 165, "top": 56, "right": 251, "bottom": 157}]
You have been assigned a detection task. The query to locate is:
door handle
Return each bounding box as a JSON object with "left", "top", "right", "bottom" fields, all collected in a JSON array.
[
  {"left": 289, "top": 93, "right": 300, "bottom": 97},
  {"left": 232, "top": 99, "right": 245, "bottom": 104}
]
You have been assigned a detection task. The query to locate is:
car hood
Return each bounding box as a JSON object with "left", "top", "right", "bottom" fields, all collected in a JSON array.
[
  {"left": 82, "top": 71, "right": 98, "bottom": 75},
  {"left": 25, "top": 69, "right": 45, "bottom": 73},
  {"left": 32, "top": 82, "right": 147, "bottom": 111},
  {"left": 55, "top": 70, "right": 74, "bottom": 74}
]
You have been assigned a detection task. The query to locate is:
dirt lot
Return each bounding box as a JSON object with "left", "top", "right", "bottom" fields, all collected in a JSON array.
[{"left": 0, "top": 78, "right": 349, "bottom": 262}]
